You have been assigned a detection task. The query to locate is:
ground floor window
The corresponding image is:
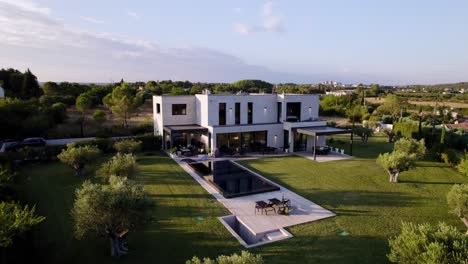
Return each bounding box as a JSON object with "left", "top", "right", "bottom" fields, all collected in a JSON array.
[
  {"left": 294, "top": 131, "right": 307, "bottom": 151},
  {"left": 216, "top": 131, "right": 267, "bottom": 154}
]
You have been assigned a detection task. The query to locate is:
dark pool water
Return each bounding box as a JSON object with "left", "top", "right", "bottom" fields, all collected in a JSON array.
[{"left": 186, "top": 160, "right": 279, "bottom": 198}]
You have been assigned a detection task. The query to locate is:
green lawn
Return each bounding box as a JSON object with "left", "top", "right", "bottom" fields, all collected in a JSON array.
[
  {"left": 17, "top": 154, "right": 239, "bottom": 264},
  {"left": 16, "top": 134, "right": 467, "bottom": 263}
]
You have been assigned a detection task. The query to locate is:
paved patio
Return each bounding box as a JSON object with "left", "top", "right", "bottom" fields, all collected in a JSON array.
[
  {"left": 176, "top": 157, "right": 335, "bottom": 235},
  {"left": 295, "top": 151, "right": 353, "bottom": 162}
]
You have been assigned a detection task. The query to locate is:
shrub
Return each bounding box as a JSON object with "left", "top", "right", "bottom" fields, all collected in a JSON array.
[
  {"left": 186, "top": 251, "right": 263, "bottom": 264},
  {"left": 393, "top": 121, "right": 419, "bottom": 139},
  {"left": 388, "top": 222, "right": 468, "bottom": 264},
  {"left": 97, "top": 153, "right": 137, "bottom": 179},
  {"left": 135, "top": 135, "right": 162, "bottom": 151},
  {"left": 382, "top": 115, "right": 393, "bottom": 124},
  {"left": 114, "top": 139, "right": 142, "bottom": 154},
  {"left": 457, "top": 155, "right": 468, "bottom": 176},
  {"left": 75, "top": 138, "right": 114, "bottom": 153},
  {"left": 441, "top": 149, "right": 460, "bottom": 167},
  {"left": 130, "top": 120, "right": 153, "bottom": 135}
]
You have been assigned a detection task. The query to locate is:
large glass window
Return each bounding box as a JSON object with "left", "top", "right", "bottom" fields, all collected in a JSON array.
[
  {"left": 286, "top": 102, "right": 301, "bottom": 122},
  {"left": 235, "top": 103, "right": 241, "bottom": 125},
  {"left": 219, "top": 103, "right": 226, "bottom": 125},
  {"left": 247, "top": 102, "right": 253, "bottom": 124},
  {"left": 277, "top": 102, "right": 282, "bottom": 122},
  {"left": 172, "top": 104, "right": 186, "bottom": 115}
]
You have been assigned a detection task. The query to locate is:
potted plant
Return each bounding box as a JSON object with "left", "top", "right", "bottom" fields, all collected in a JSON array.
[{"left": 169, "top": 147, "right": 177, "bottom": 158}]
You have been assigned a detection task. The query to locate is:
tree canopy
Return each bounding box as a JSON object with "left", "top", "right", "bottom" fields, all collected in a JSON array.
[
  {"left": 97, "top": 153, "right": 137, "bottom": 179},
  {"left": 447, "top": 184, "right": 468, "bottom": 234},
  {"left": 0, "top": 202, "right": 45, "bottom": 247},
  {"left": 57, "top": 144, "right": 101, "bottom": 176},
  {"left": 186, "top": 250, "right": 264, "bottom": 264},
  {"left": 103, "top": 82, "right": 141, "bottom": 127},
  {"left": 71, "top": 176, "right": 152, "bottom": 257},
  {"left": 388, "top": 222, "right": 468, "bottom": 264}
]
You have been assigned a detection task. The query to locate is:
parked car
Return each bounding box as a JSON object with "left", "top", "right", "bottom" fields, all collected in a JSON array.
[{"left": 21, "top": 138, "right": 47, "bottom": 147}]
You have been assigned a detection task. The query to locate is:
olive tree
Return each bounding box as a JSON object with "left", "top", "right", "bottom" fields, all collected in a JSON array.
[
  {"left": 388, "top": 222, "right": 468, "bottom": 264},
  {"left": 377, "top": 151, "right": 415, "bottom": 183},
  {"left": 57, "top": 144, "right": 100, "bottom": 177},
  {"left": 97, "top": 153, "right": 137, "bottom": 179},
  {"left": 377, "top": 138, "right": 426, "bottom": 183},
  {"left": 447, "top": 184, "right": 468, "bottom": 234},
  {"left": 71, "top": 176, "right": 152, "bottom": 257},
  {"left": 186, "top": 251, "right": 263, "bottom": 264},
  {"left": 0, "top": 202, "right": 45, "bottom": 247},
  {"left": 113, "top": 139, "right": 142, "bottom": 154}
]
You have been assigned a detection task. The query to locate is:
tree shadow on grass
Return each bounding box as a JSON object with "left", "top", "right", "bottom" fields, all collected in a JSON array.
[
  {"left": 253, "top": 233, "right": 390, "bottom": 264},
  {"left": 399, "top": 180, "right": 462, "bottom": 185}
]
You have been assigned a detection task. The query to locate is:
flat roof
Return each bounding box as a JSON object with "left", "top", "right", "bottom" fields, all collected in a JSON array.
[
  {"left": 164, "top": 124, "right": 208, "bottom": 134},
  {"left": 297, "top": 126, "right": 351, "bottom": 136}
]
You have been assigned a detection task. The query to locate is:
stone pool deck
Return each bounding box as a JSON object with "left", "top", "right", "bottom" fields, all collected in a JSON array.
[{"left": 176, "top": 157, "right": 336, "bottom": 235}]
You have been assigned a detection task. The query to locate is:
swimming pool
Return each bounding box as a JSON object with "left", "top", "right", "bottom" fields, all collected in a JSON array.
[{"left": 186, "top": 160, "right": 280, "bottom": 198}]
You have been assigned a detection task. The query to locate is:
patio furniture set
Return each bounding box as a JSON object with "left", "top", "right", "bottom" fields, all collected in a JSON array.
[{"left": 255, "top": 197, "right": 292, "bottom": 215}]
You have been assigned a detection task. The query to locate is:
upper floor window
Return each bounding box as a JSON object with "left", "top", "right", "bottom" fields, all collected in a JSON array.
[
  {"left": 277, "top": 102, "right": 282, "bottom": 123},
  {"left": 219, "top": 103, "right": 226, "bottom": 125},
  {"left": 235, "top": 103, "right": 240, "bottom": 125},
  {"left": 172, "top": 104, "right": 187, "bottom": 115},
  {"left": 247, "top": 102, "right": 253, "bottom": 124},
  {"left": 156, "top": 103, "right": 161, "bottom": 114}
]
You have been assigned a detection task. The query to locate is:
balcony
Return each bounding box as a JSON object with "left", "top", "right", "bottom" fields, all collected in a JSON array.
[{"left": 283, "top": 118, "right": 327, "bottom": 129}]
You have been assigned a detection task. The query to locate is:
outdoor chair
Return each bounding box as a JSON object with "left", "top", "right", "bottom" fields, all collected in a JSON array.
[{"left": 255, "top": 200, "right": 276, "bottom": 215}]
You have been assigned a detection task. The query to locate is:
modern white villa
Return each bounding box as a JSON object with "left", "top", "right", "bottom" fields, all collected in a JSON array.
[{"left": 153, "top": 90, "right": 351, "bottom": 158}]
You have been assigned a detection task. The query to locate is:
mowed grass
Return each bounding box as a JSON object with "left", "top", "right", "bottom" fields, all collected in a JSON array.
[
  {"left": 238, "top": 135, "right": 468, "bottom": 263},
  {"left": 17, "top": 154, "right": 239, "bottom": 264},
  {"left": 16, "top": 134, "right": 467, "bottom": 264}
]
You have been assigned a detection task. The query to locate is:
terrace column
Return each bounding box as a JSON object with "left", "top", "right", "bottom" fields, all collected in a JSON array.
[
  {"left": 288, "top": 129, "right": 294, "bottom": 152},
  {"left": 313, "top": 135, "right": 317, "bottom": 160}
]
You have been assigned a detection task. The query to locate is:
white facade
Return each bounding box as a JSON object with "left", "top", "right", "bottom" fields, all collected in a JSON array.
[{"left": 153, "top": 93, "right": 327, "bottom": 154}]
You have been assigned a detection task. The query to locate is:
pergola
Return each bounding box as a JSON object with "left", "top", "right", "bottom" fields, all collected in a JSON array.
[
  {"left": 296, "top": 126, "right": 353, "bottom": 160},
  {"left": 163, "top": 124, "right": 208, "bottom": 149}
]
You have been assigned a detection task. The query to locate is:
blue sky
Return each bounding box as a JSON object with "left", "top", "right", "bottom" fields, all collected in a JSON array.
[{"left": 0, "top": 0, "right": 467, "bottom": 84}]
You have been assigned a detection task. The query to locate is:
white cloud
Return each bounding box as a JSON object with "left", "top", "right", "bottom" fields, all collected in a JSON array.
[
  {"left": 261, "top": 1, "right": 283, "bottom": 32},
  {"left": 234, "top": 1, "right": 284, "bottom": 35},
  {"left": 127, "top": 11, "right": 140, "bottom": 19},
  {"left": 80, "top": 16, "right": 104, "bottom": 24},
  {"left": 0, "top": 0, "right": 309, "bottom": 83},
  {"left": 234, "top": 23, "right": 254, "bottom": 35}
]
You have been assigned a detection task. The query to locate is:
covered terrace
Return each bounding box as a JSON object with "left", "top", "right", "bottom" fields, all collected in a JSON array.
[{"left": 296, "top": 126, "right": 353, "bottom": 160}]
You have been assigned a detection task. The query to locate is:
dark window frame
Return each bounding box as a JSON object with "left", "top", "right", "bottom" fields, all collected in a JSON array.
[
  {"left": 235, "top": 102, "right": 241, "bottom": 125},
  {"left": 219, "top": 102, "right": 226, "bottom": 125},
  {"left": 247, "top": 102, "right": 253, "bottom": 124},
  {"left": 172, "top": 104, "right": 187, "bottom": 115},
  {"left": 156, "top": 103, "right": 161, "bottom": 114}
]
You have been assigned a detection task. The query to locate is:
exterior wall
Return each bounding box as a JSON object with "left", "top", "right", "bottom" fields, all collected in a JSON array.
[
  {"left": 205, "top": 94, "right": 278, "bottom": 126},
  {"left": 153, "top": 96, "right": 163, "bottom": 136},
  {"left": 195, "top": 94, "right": 209, "bottom": 126},
  {"left": 279, "top": 94, "right": 320, "bottom": 122}
]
